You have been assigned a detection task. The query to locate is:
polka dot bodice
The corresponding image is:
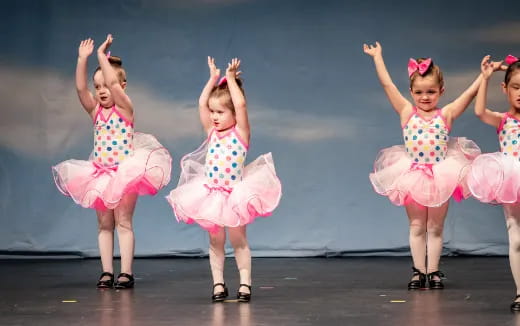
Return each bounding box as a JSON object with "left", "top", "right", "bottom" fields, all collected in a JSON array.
[
  {"left": 403, "top": 109, "right": 449, "bottom": 164},
  {"left": 93, "top": 106, "right": 134, "bottom": 167},
  {"left": 498, "top": 114, "right": 520, "bottom": 160},
  {"left": 204, "top": 128, "right": 248, "bottom": 188}
]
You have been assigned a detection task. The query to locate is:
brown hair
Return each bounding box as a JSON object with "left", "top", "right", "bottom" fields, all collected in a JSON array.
[
  {"left": 209, "top": 78, "right": 245, "bottom": 113},
  {"left": 409, "top": 58, "right": 444, "bottom": 90},
  {"left": 94, "top": 56, "right": 127, "bottom": 83},
  {"left": 505, "top": 60, "right": 520, "bottom": 85}
]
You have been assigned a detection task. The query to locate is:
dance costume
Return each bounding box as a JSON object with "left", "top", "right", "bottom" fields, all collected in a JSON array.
[
  {"left": 166, "top": 126, "right": 281, "bottom": 232},
  {"left": 468, "top": 113, "right": 520, "bottom": 204},
  {"left": 370, "top": 107, "right": 480, "bottom": 206},
  {"left": 53, "top": 105, "right": 172, "bottom": 210}
]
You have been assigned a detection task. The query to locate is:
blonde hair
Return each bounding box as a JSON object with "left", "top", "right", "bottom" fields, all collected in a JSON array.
[
  {"left": 409, "top": 58, "right": 444, "bottom": 89},
  {"left": 209, "top": 78, "right": 245, "bottom": 113},
  {"left": 94, "top": 56, "right": 127, "bottom": 84}
]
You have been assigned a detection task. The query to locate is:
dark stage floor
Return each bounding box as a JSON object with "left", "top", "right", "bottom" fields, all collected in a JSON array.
[{"left": 1, "top": 257, "right": 519, "bottom": 326}]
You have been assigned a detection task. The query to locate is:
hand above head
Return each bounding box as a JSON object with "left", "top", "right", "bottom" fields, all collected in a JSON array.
[
  {"left": 78, "top": 38, "right": 94, "bottom": 59},
  {"left": 363, "top": 41, "right": 382, "bottom": 58},
  {"left": 207, "top": 56, "right": 221, "bottom": 80},
  {"left": 97, "top": 34, "right": 113, "bottom": 56},
  {"left": 480, "top": 55, "right": 504, "bottom": 79},
  {"left": 226, "top": 58, "right": 241, "bottom": 80}
]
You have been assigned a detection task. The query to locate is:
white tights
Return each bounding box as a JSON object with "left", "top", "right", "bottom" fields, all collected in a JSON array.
[
  {"left": 209, "top": 226, "right": 251, "bottom": 294},
  {"left": 96, "top": 193, "right": 137, "bottom": 280},
  {"left": 406, "top": 201, "right": 449, "bottom": 277}
]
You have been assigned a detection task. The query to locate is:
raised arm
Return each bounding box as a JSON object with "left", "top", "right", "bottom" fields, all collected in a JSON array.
[
  {"left": 443, "top": 56, "right": 505, "bottom": 124},
  {"left": 199, "top": 56, "right": 220, "bottom": 133},
  {"left": 96, "top": 34, "right": 133, "bottom": 117},
  {"left": 363, "top": 42, "right": 412, "bottom": 116},
  {"left": 226, "top": 58, "right": 250, "bottom": 142},
  {"left": 474, "top": 55, "right": 504, "bottom": 128},
  {"left": 76, "top": 38, "right": 97, "bottom": 115}
]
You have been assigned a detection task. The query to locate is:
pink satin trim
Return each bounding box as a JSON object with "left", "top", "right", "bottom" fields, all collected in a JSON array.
[
  {"left": 91, "top": 162, "right": 118, "bottom": 177},
  {"left": 93, "top": 105, "right": 134, "bottom": 127},
  {"left": 410, "top": 162, "right": 434, "bottom": 177}
]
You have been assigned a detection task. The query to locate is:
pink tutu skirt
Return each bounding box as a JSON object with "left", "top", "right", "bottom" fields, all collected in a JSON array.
[
  {"left": 468, "top": 152, "right": 520, "bottom": 204},
  {"left": 166, "top": 146, "right": 281, "bottom": 233},
  {"left": 53, "top": 133, "right": 172, "bottom": 210},
  {"left": 369, "top": 137, "right": 480, "bottom": 207}
]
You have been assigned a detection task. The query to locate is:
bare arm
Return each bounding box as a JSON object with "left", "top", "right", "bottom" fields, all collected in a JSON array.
[
  {"left": 474, "top": 55, "right": 504, "bottom": 128},
  {"left": 442, "top": 73, "right": 482, "bottom": 123},
  {"left": 443, "top": 55, "right": 505, "bottom": 124},
  {"left": 199, "top": 56, "right": 220, "bottom": 133},
  {"left": 96, "top": 34, "right": 133, "bottom": 117},
  {"left": 363, "top": 42, "right": 412, "bottom": 118},
  {"left": 226, "top": 58, "right": 250, "bottom": 142},
  {"left": 76, "top": 39, "right": 97, "bottom": 115}
]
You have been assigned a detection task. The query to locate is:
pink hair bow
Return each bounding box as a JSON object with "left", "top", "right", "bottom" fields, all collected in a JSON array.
[
  {"left": 408, "top": 58, "right": 432, "bottom": 77},
  {"left": 217, "top": 77, "right": 227, "bottom": 86},
  {"left": 106, "top": 51, "right": 111, "bottom": 58},
  {"left": 505, "top": 55, "right": 519, "bottom": 65}
]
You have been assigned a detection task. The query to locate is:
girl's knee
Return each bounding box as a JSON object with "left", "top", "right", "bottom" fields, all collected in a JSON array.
[
  {"left": 426, "top": 224, "right": 444, "bottom": 237},
  {"left": 409, "top": 223, "right": 427, "bottom": 236},
  {"left": 116, "top": 220, "right": 133, "bottom": 233}
]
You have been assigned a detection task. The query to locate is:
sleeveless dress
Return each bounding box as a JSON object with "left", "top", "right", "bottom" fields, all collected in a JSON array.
[
  {"left": 53, "top": 105, "right": 172, "bottom": 210},
  {"left": 468, "top": 113, "right": 520, "bottom": 204},
  {"left": 370, "top": 107, "right": 481, "bottom": 207},
  {"left": 166, "top": 126, "right": 282, "bottom": 233}
]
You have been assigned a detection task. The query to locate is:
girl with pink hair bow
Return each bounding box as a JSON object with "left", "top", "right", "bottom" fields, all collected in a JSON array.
[
  {"left": 363, "top": 42, "right": 500, "bottom": 290},
  {"left": 467, "top": 54, "right": 520, "bottom": 311}
]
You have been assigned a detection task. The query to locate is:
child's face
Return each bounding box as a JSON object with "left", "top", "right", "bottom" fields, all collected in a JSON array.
[
  {"left": 208, "top": 97, "right": 236, "bottom": 131},
  {"left": 410, "top": 75, "right": 443, "bottom": 112},
  {"left": 93, "top": 71, "right": 115, "bottom": 108},
  {"left": 503, "top": 71, "right": 520, "bottom": 111}
]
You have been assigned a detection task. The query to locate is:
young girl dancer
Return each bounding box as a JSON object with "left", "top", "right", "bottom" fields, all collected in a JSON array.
[
  {"left": 166, "top": 57, "right": 281, "bottom": 302},
  {"left": 53, "top": 35, "right": 172, "bottom": 288},
  {"left": 467, "top": 55, "right": 520, "bottom": 310},
  {"left": 364, "top": 42, "right": 484, "bottom": 290}
]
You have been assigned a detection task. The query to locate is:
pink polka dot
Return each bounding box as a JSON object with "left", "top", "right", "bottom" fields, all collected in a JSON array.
[
  {"left": 430, "top": 152, "right": 435, "bottom": 157},
  {"left": 98, "top": 136, "right": 101, "bottom": 140},
  {"left": 515, "top": 152, "right": 518, "bottom": 156},
  {"left": 215, "top": 154, "right": 219, "bottom": 159},
  {"left": 209, "top": 160, "right": 213, "bottom": 165},
  {"left": 225, "top": 180, "right": 230, "bottom": 185},
  {"left": 108, "top": 157, "right": 113, "bottom": 162},
  {"left": 413, "top": 147, "right": 418, "bottom": 152},
  {"left": 213, "top": 179, "right": 218, "bottom": 184},
  {"left": 226, "top": 156, "right": 231, "bottom": 161},
  {"left": 97, "top": 147, "right": 102, "bottom": 151},
  {"left": 113, "top": 152, "right": 118, "bottom": 156},
  {"left": 225, "top": 168, "right": 231, "bottom": 173},
  {"left": 98, "top": 158, "right": 102, "bottom": 162},
  {"left": 418, "top": 140, "right": 423, "bottom": 145},
  {"left": 429, "top": 140, "right": 435, "bottom": 145},
  {"left": 107, "top": 136, "right": 111, "bottom": 140}
]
